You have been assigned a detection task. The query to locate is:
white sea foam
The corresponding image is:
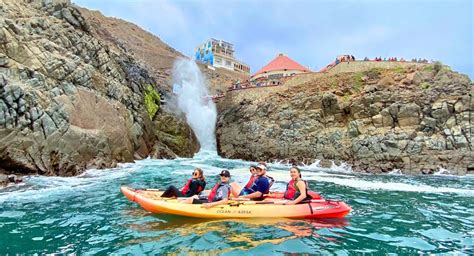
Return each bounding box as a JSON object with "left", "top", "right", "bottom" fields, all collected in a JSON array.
[
  {"left": 171, "top": 58, "right": 217, "bottom": 151},
  {"left": 388, "top": 169, "right": 403, "bottom": 175},
  {"left": 434, "top": 167, "right": 452, "bottom": 176},
  {"left": 303, "top": 173, "right": 474, "bottom": 196}
]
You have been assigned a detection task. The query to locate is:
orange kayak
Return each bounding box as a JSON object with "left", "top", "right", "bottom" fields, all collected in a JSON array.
[{"left": 121, "top": 186, "right": 351, "bottom": 219}]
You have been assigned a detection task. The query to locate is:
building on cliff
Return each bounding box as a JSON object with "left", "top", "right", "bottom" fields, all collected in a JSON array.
[
  {"left": 195, "top": 38, "right": 250, "bottom": 74},
  {"left": 250, "top": 53, "right": 311, "bottom": 82}
]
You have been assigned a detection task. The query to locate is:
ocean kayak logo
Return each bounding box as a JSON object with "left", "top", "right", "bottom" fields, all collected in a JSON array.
[{"left": 216, "top": 209, "right": 252, "bottom": 214}]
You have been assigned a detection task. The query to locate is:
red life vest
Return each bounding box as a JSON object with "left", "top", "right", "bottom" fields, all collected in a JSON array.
[
  {"left": 196, "top": 183, "right": 204, "bottom": 193},
  {"left": 207, "top": 182, "right": 221, "bottom": 202},
  {"left": 180, "top": 179, "right": 193, "bottom": 194},
  {"left": 245, "top": 175, "right": 257, "bottom": 189},
  {"left": 284, "top": 179, "right": 309, "bottom": 200},
  {"left": 284, "top": 179, "right": 297, "bottom": 200},
  {"left": 181, "top": 179, "right": 204, "bottom": 195}
]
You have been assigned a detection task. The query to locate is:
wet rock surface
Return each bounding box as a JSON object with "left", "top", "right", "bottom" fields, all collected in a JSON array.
[
  {"left": 0, "top": 0, "right": 198, "bottom": 176},
  {"left": 217, "top": 65, "right": 473, "bottom": 175}
]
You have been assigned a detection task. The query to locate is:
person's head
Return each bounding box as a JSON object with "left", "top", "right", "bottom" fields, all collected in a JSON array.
[
  {"left": 256, "top": 164, "right": 267, "bottom": 176},
  {"left": 249, "top": 165, "right": 257, "bottom": 175},
  {"left": 290, "top": 166, "right": 302, "bottom": 179},
  {"left": 219, "top": 170, "right": 231, "bottom": 183},
  {"left": 193, "top": 168, "right": 205, "bottom": 181}
]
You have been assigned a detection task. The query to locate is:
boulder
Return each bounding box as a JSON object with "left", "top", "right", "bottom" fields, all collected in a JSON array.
[{"left": 398, "top": 103, "right": 420, "bottom": 127}]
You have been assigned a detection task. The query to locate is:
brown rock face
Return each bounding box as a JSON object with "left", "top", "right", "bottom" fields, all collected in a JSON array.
[
  {"left": 217, "top": 64, "right": 473, "bottom": 175},
  {"left": 0, "top": 0, "right": 198, "bottom": 176}
]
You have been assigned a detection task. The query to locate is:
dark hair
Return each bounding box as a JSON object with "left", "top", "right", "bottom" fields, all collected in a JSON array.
[
  {"left": 250, "top": 165, "right": 257, "bottom": 171},
  {"left": 195, "top": 168, "right": 205, "bottom": 181},
  {"left": 290, "top": 166, "right": 302, "bottom": 178}
]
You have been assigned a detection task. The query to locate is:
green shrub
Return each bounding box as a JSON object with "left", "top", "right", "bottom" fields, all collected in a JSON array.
[
  {"left": 364, "top": 68, "right": 381, "bottom": 79},
  {"left": 423, "top": 65, "right": 433, "bottom": 72},
  {"left": 352, "top": 73, "right": 364, "bottom": 93},
  {"left": 144, "top": 84, "right": 161, "bottom": 119},
  {"left": 433, "top": 61, "right": 443, "bottom": 73},
  {"left": 393, "top": 66, "right": 406, "bottom": 74},
  {"left": 420, "top": 82, "right": 430, "bottom": 90}
]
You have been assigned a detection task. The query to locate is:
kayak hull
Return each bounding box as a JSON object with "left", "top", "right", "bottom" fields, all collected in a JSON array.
[{"left": 121, "top": 186, "right": 351, "bottom": 219}]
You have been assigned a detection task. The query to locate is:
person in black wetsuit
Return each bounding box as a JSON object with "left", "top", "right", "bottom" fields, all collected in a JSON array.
[{"left": 161, "top": 168, "right": 206, "bottom": 198}]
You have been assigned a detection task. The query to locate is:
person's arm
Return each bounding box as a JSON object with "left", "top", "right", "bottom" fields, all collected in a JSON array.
[
  {"left": 286, "top": 181, "right": 307, "bottom": 205},
  {"left": 239, "top": 191, "right": 263, "bottom": 199},
  {"left": 239, "top": 178, "right": 269, "bottom": 199},
  {"left": 202, "top": 198, "right": 228, "bottom": 208}
]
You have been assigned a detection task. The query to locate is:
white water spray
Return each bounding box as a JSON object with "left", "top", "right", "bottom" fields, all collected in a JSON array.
[{"left": 172, "top": 58, "right": 217, "bottom": 151}]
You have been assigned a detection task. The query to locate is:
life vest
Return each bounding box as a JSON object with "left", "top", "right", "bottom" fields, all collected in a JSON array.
[
  {"left": 266, "top": 175, "right": 275, "bottom": 188},
  {"left": 245, "top": 175, "right": 257, "bottom": 189},
  {"left": 284, "top": 178, "right": 310, "bottom": 200},
  {"left": 181, "top": 179, "right": 204, "bottom": 195},
  {"left": 180, "top": 179, "right": 193, "bottom": 194},
  {"left": 208, "top": 182, "right": 227, "bottom": 202},
  {"left": 196, "top": 182, "right": 204, "bottom": 193}
]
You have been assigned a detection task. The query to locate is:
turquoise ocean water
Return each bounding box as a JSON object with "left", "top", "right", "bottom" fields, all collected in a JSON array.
[{"left": 1, "top": 153, "right": 473, "bottom": 255}]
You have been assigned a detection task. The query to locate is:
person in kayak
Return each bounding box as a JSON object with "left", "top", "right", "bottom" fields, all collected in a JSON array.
[
  {"left": 280, "top": 166, "right": 312, "bottom": 205},
  {"left": 161, "top": 168, "right": 206, "bottom": 198},
  {"left": 182, "top": 170, "right": 231, "bottom": 208},
  {"left": 230, "top": 165, "right": 257, "bottom": 197},
  {"left": 234, "top": 164, "right": 271, "bottom": 200},
  {"left": 231, "top": 163, "right": 274, "bottom": 198},
  {"left": 258, "top": 162, "right": 275, "bottom": 188}
]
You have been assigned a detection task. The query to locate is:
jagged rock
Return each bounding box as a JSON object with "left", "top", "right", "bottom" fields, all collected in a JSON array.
[
  {"left": 0, "top": 0, "right": 198, "bottom": 176},
  {"left": 216, "top": 64, "right": 473, "bottom": 175},
  {"left": 0, "top": 54, "right": 8, "bottom": 67},
  {"left": 398, "top": 103, "right": 420, "bottom": 127},
  {"left": 0, "top": 173, "right": 8, "bottom": 187},
  {"left": 377, "top": 76, "right": 396, "bottom": 88},
  {"left": 431, "top": 101, "right": 451, "bottom": 123}
]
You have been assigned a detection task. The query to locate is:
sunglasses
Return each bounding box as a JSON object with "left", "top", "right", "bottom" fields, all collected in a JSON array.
[{"left": 192, "top": 172, "right": 199, "bottom": 176}]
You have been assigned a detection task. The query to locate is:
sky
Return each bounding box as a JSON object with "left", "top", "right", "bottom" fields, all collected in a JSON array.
[{"left": 74, "top": 0, "right": 473, "bottom": 78}]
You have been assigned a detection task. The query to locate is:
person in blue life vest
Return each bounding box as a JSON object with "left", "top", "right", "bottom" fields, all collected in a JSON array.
[
  {"left": 161, "top": 168, "right": 206, "bottom": 198},
  {"left": 277, "top": 166, "right": 312, "bottom": 205},
  {"left": 235, "top": 164, "right": 274, "bottom": 200},
  {"left": 181, "top": 170, "right": 231, "bottom": 208}
]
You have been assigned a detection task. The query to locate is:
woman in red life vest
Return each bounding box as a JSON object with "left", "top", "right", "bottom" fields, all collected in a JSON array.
[
  {"left": 230, "top": 165, "right": 257, "bottom": 197},
  {"left": 181, "top": 170, "right": 232, "bottom": 208},
  {"left": 281, "top": 166, "right": 312, "bottom": 205},
  {"left": 161, "top": 168, "right": 206, "bottom": 198}
]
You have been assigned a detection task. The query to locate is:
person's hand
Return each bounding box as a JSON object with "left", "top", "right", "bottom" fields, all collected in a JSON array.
[{"left": 201, "top": 203, "right": 213, "bottom": 209}]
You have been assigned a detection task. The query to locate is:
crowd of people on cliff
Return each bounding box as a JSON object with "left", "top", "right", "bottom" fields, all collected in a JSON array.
[
  {"left": 366, "top": 57, "right": 430, "bottom": 63},
  {"left": 160, "top": 162, "right": 313, "bottom": 208},
  {"left": 335, "top": 55, "right": 356, "bottom": 64}
]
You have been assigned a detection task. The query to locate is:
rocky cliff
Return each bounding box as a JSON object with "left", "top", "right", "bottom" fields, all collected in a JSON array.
[
  {"left": 217, "top": 62, "right": 473, "bottom": 175},
  {"left": 0, "top": 0, "right": 198, "bottom": 176}
]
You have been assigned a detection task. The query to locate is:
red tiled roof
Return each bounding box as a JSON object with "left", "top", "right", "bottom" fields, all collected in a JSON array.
[{"left": 252, "top": 54, "right": 310, "bottom": 77}]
